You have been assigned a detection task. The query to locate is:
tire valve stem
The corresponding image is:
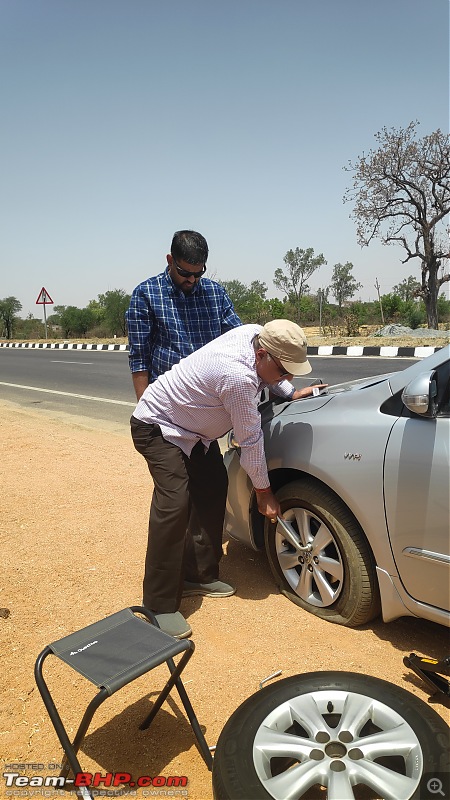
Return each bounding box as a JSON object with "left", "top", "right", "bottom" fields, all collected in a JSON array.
[
  {"left": 327, "top": 701, "right": 334, "bottom": 713},
  {"left": 259, "top": 670, "right": 283, "bottom": 690}
]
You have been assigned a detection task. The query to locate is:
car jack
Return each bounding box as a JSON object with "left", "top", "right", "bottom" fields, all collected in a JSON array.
[{"left": 403, "top": 653, "right": 450, "bottom": 698}]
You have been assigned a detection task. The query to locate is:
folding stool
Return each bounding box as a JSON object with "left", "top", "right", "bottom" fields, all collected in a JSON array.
[{"left": 34, "top": 606, "right": 212, "bottom": 799}]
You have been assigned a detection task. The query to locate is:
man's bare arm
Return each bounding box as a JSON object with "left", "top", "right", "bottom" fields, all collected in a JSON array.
[{"left": 132, "top": 371, "right": 149, "bottom": 401}]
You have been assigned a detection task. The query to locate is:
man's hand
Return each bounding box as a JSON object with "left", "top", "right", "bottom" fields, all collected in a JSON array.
[
  {"left": 292, "top": 383, "right": 328, "bottom": 400},
  {"left": 255, "top": 489, "right": 281, "bottom": 520}
]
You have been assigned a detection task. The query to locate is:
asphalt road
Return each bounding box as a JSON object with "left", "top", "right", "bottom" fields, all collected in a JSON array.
[{"left": 0, "top": 348, "right": 418, "bottom": 430}]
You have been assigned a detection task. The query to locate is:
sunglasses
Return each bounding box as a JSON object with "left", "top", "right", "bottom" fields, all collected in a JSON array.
[
  {"left": 266, "top": 352, "right": 291, "bottom": 380},
  {"left": 173, "top": 258, "right": 207, "bottom": 279}
]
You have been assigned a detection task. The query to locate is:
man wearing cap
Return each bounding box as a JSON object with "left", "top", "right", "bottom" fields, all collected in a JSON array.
[{"left": 131, "top": 319, "right": 323, "bottom": 638}]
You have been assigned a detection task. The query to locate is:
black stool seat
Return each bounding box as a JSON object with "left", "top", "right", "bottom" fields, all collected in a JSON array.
[
  {"left": 35, "top": 606, "right": 212, "bottom": 800},
  {"left": 49, "top": 608, "right": 190, "bottom": 693}
]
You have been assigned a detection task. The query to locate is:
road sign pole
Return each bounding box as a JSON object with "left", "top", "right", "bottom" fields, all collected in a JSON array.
[
  {"left": 43, "top": 303, "right": 48, "bottom": 339},
  {"left": 36, "top": 287, "right": 54, "bottom": 338}
]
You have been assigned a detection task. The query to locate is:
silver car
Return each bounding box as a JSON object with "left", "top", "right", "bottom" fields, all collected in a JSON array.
[{"left": 224, "top": 345, "right": 450, "bottom": 627}]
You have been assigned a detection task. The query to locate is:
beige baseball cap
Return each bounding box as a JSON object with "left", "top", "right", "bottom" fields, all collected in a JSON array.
[{"left": 259, "top": 319, "right": 312, "bottom": 376}]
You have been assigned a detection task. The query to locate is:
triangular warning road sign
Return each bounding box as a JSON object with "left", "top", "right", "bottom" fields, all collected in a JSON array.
[{"left": 36, "top": 287, "right": 54, "bottom": 304}]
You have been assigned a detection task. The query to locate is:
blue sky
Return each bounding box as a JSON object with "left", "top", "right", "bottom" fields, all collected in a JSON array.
[{"left": 1, "top": 0, "right": 448, "bottom": 318}]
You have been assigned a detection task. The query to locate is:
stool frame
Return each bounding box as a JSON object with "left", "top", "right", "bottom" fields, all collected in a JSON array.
[{"left": 34, "top": 606, "right": 212, "bottom": 799}]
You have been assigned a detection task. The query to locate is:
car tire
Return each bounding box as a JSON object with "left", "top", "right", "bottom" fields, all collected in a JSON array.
[
  {"left": 265, "top": 478, "right": 380, "bottom": 626},
  {"left": 212, "top": 672, "right": 450, "bottom": 800}
]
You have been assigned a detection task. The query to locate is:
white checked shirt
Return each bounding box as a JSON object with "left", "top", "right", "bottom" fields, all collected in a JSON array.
[{"left": 133, "top": 324, "right": 294, "bottom": 489}]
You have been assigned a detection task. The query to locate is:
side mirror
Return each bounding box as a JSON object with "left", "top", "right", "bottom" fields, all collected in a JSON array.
[{"left": 401, "top": 371, "right": 438, "bottom": 417}]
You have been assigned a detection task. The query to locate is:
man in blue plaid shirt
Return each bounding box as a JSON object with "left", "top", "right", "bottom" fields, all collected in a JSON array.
[
  {"left": 126, "top": 230, "right": 241, "bottom": 400},
  {"left": 127, "top": 231, "right": 241, "bottom": 630}
]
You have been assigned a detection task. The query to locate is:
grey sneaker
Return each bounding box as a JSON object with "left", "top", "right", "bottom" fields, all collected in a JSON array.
[
  {"left": 182, "top": 580, "right": 236, "bottom": 598},
  {"left": 154, "top": 611, "right": 192, "bottom": 639}
]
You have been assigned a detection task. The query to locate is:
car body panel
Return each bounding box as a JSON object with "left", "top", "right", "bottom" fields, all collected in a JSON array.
[
  {"left": 384, "top": 413, "right": 450, "bottom": 611},
  {"left": 223, "top": 345, "right": 450, "bottom": 625},
  {"left": 263, "top": 387, "right": 399, "bottom": 575}
]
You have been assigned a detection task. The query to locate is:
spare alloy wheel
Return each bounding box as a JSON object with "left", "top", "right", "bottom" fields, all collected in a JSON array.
[{"left": 212, "top": 671, "right": 449, "bottom": 800}]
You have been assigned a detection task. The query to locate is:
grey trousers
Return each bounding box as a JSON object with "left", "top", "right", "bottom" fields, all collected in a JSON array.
[{"left": 130, "top": 416, "right": 228, "bottom": 613}]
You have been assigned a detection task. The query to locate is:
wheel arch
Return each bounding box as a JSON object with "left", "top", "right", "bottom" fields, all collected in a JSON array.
[{"left": 250, "top": 467, "right": 377, "bottom": 575}]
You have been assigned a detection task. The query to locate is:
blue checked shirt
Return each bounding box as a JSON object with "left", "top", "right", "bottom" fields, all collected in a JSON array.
[{"left": 126, "top": 268, "right": 242, "bottom": 380}]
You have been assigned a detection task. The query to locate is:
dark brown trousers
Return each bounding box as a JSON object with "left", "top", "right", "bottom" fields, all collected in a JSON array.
[{"left": 130, "top": 416, "right": 228, "bottom": 613}]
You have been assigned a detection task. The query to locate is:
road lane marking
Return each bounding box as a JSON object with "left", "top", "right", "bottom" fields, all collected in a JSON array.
[
  {"left": 51, "top": 360, "right": 93, "bottom": 364},
  {"left": 0, "top": 382, "right": 135, "bottom": 406}
]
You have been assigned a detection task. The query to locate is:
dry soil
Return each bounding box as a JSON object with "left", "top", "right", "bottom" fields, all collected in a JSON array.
[{"left": 1, "top": 398, "right": 449, "bottom": 800}]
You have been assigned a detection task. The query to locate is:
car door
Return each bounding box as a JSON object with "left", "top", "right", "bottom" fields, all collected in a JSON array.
[{"left": 384, "top": 361, "right": 450, "bottom": 611}]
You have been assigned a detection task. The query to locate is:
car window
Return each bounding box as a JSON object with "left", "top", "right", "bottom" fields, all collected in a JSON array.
[{"left": 436, "top": 362, "right": 450, "bottom": 416}]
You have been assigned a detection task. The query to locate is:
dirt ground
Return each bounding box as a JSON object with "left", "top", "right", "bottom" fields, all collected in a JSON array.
[{"left": 1, "top": 398, "right": 449, "bottom": 800}]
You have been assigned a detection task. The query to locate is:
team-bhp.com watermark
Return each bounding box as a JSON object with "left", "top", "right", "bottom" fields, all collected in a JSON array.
[{"left": 3, "top": 765, "right": 188, "bottom": 797}]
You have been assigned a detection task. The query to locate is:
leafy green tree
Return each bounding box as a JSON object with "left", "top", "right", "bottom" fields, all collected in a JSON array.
[
  {"left": 96, "top": 289, "right": 131, "bottom": 336},
  {"left": 59, "top": 306, "right": 96, "bottom": 337},
  {"left": 298, "top": 294, "right": 320, "bottom": 323},
  {"left": 437, "top": 292, "right": 450, "bottom": 324},
  {"left": 245, "top": 281, "right": 269, "bottom": 324},
  {"left": 380, "top": 293, "right": 427, "bottom": 327},
  {"left": 344, "top": 121, "right": 450, "bottom": 329},
  {"left": 47, "top": 305, "right": 65, "bottom": 326},
  {"left": 248, "top": 280, "right": 268, "bottom": 299},
  {"left": 403, "top": 301, "right": 426, "bottom": 329},
  {"left": 266, "top": 297, "right": 286, "bottom": 319},
  {"left": 392, "top": 275, "right": 421, "bottom": 301},
  {"left": 320, "top": 303, "right": 342, "bottom": 334},
  {"left": 0, "top": 296, "right": 22, "bottom": 339},
  {"left": 86, "top": 299, "right": 106, "bottom": 326},
  {"left": 220, "top": 280, "right": 269, "bottom": 323},
  {"left": 349, "top": 300, "right": 370, "bottom": 327},
  {"left": 330, "top": 262, "right": 362, "bottom": 308},
  {"left": 379, "top": 293, "right": 403, "bottom": 321},
  {"left": 220, "top": 280, "right": 248, "bottom": 308},
  {"left": 220, "top": 279, "right": 251, "bottom": 321},
  {"left": 273, "top": 248, "right": 326, "bottom": 322}
]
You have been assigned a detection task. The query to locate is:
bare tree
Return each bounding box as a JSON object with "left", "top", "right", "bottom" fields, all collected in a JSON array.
[{"left": 344, "top": 122, "right": 450, "bottom": 329}]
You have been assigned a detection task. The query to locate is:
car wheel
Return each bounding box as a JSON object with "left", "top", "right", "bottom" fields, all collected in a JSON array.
[
  {"left": 265, "top": 478, "right": 380, "bottom": 626},
  {"left": 212, "top": 672, "right": 450, "bottom": 800}
]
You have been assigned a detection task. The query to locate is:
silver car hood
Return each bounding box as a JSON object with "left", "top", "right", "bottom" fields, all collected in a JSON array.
[
  {"left": 260, "top": 373, "right": 390, "bottom": 424},
  {"left": 260, "top": 345, "right": 450, "bottom": 423}
]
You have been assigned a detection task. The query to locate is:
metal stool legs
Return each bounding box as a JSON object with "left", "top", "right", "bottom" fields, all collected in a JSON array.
[{"left": 34, "top": 606, "right": 213, "bottom": 800}]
